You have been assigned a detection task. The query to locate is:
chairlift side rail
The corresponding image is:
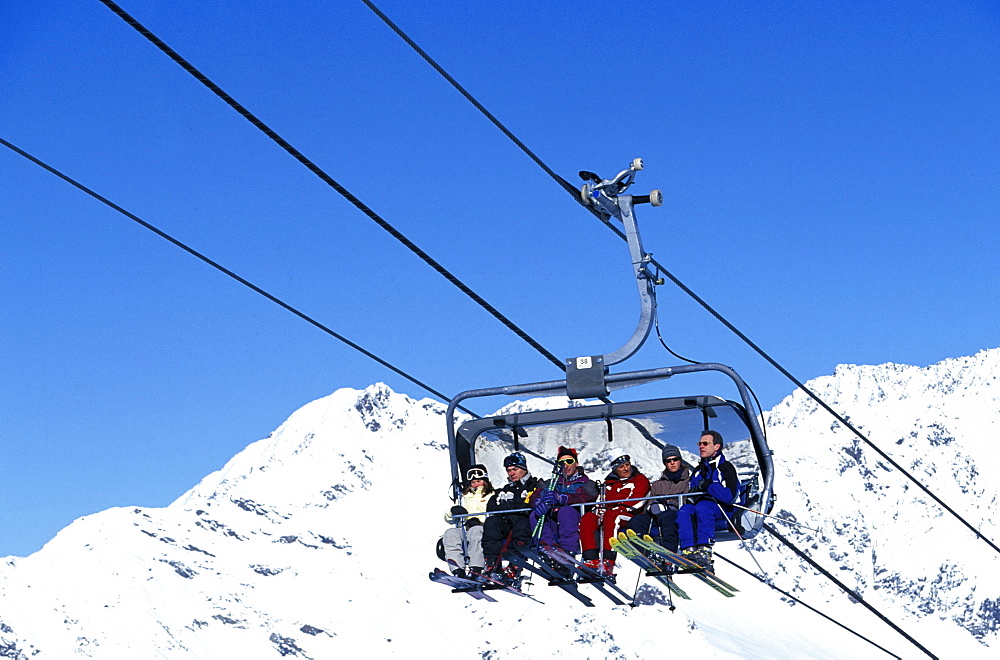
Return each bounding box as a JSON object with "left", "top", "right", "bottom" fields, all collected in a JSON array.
[{"left": 446, "top": 491, "right": 707, "bottom": 522}]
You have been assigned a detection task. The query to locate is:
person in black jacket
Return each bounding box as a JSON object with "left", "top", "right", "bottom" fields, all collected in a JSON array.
[
  {"left": 481, "top": 452, "right": 542, "bottom": 575},
  {"left": 676, "top": 430, "right": 739, "bottom": 568}
]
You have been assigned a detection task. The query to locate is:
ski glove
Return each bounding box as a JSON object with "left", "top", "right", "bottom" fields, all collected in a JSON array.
[
  {"left": 555, "top": 493, "right": 569, "bottom": 506},
  {"left": 538, "top": 490, "right": 557, "bottom": 506},
  {"left": 532, "top": 499, "right": 551, "bottom": 516}
]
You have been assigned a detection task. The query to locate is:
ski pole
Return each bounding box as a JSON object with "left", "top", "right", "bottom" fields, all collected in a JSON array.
[
  {"left": 716, "top": 502, "right": 767, "bottom": 577},
  {"left": 529, "top": 459, "right": 562, "bottom": 546},
  {"left": 729, "top": 502, "right": 823, "bottom": 534}
]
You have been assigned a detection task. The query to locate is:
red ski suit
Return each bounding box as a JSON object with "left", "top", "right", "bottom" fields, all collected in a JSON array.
[{"left": 579, "top": 467, "right": 650, "bottom": 553}]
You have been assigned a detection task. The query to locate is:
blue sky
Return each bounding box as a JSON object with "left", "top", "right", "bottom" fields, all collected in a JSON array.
[{"left": 2, "top": 1, "right": 997, "bottom": 557}]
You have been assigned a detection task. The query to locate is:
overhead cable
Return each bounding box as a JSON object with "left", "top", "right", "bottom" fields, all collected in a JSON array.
[
  {"left": 96, "top": 0, "right": 565, "bottom": 373},
  {"left": 713, "top": 552, "right": 902, "bottom": 659},
  {"left": 359, "top": 0, "right": 1000, "bottom": 558},
  {"left": 764, "top": 524, "right": 937, "bottom": 659},
  {"left": 0, "top": 137, "right": 477, "bottom": 418}
]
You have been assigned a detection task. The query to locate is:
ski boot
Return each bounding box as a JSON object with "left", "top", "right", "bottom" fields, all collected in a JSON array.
[{"left": 689, "top": 545, "right": 714, "bottom": 570}]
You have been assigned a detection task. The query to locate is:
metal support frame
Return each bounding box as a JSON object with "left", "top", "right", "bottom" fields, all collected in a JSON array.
[
  {"left": 445, "top": 361, "right": 775, "bottom": 528},
  {"left": 569, "top": 160, "right": 664, "bottom": 397}
]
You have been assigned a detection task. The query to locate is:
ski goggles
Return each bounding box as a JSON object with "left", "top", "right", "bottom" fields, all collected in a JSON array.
[
  {"left": 557, "top": 457, "right": 577, "bottom": 465},
  {"left": 466, "top": 467, "right": 488, "bottom": 480}
]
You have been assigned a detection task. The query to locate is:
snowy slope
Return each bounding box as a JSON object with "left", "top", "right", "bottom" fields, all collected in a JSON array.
[
  {"left": 738, "top": 348, "right": 1000, "bottom": 654},
  {"left": 2, "top": 350, "right": 999, "bottom": 658}
]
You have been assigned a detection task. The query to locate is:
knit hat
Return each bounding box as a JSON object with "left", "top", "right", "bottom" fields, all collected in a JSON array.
[
  {"left": 661, "top": 444, "right": 682, "bottom": 461},
  {"left": 503, "top": 452, "right": 528, "bottom": 470},
  {"left": 557, "top": 446, "right": 578, "bottom": 462}
]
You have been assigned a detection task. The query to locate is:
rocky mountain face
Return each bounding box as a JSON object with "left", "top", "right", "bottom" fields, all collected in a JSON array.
[
  {"left": 753, "top": 348, "right": 1000, "bottom": 650},
  {"left": 1, "top": 350, "right": 998, "bottom": 658}
]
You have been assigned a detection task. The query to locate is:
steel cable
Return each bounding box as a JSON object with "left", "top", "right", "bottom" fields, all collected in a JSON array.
[
  {"left": 359, "top": 0, "right": 1000, "bottom": 557},
  {"left": 96, "top": 0, "right": 565, "bottom": 373},
  {"left": 0, "top": 137, "right": 477, "bottom": 417}
]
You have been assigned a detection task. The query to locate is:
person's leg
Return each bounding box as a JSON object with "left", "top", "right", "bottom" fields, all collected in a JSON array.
[
  {"left": 466, "top": 524, "right": 485, "bottom": 569},
  {"left": 654, "top": 509, "right": 679, "bottom": 553},
  {"left": 677, "top": 503, "right": 697, "bottom": 550}
]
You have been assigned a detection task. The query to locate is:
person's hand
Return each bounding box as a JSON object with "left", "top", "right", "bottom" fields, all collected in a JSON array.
[{"left": 532, "top": 499, "right": 551, "bottom": 516}]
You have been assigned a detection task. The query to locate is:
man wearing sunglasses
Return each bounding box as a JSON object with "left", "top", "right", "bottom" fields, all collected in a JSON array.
[
  {"left": 528, "top": 446, "right": 598, "bottom": 557},
  {"left": 676, "top": 430, "right": 739, "bottom": 569},
  {"left": 627, "top": 444, "right": 692, "bottom": 553}
]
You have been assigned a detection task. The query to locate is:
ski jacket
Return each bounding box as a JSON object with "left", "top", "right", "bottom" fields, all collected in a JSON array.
[
  {"left": 689, "top": 453, "right": 739, "bottom": 508},
  {"left": 487, "top": 473, "right": 542, "bottom": 514},
  {"left": 599, "top": 466, "right": 651, "bottom": 514},
  {"left": 647, "top": 465, "right": 692, "bottom": 511},
  {"left": 533, "top": 470, "right": 598, "bottom": 507},
  {"left": 445, "top": 486, "right": 492, "bottom": 525}
]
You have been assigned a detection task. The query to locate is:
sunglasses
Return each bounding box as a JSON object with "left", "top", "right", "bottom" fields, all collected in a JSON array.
[
  {"left": 698, "top": 440, "right": 715, "bottom": 446},
  {"left": 664, "top": 457, "right": 681, "bottom": 463},
  {"left": 558, "top": 457, "right": 577, "bottom": 465}
]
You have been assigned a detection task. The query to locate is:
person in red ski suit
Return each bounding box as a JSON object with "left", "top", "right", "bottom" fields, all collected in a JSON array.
[{"left": 579, "top": 453, "right": 650, "bottom": 576}]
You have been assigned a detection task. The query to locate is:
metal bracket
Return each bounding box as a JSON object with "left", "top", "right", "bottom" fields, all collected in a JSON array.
[{"left": 565, "top": 355, "right": 607, "bottom": 399}]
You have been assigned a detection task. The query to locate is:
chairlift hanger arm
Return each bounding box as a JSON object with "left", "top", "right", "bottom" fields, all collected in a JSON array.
[{"left": 567, "top": 159, "right": 664, "bottom": 398}]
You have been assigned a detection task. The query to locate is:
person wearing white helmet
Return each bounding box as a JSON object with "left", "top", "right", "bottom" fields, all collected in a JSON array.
[{"left": 579, "top": 450, "right": 650, "bottom": 576}]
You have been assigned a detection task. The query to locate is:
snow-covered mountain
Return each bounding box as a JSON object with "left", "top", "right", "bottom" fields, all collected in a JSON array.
[{"left": 2, "top": 350, "right": 999, "bottom": 658}]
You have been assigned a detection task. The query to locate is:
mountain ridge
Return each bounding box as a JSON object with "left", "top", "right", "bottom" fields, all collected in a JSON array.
[{"left": 2, "top": 350, "right": 999, "bottom": 658}]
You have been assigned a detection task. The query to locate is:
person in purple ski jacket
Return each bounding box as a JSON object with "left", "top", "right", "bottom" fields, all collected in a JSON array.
[{"left": 528, "top": 446, "right": 598, "bottom": 556}]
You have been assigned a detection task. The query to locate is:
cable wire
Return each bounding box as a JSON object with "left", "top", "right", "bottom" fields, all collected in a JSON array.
[
  {"left": 764, "top": 524, "right": 937, "bottom": 659},
  {"left": 0, "top": 136, "right": 477, "bottom": 418},
  {"left": 96, "top": 0, "right": 565, "bottom": 374},
  {"left": 359, "top": 0, "right": 1000, "bottom": 558},
  {"left": 713, "top": 552, "right": 902, "bottom": 659}
]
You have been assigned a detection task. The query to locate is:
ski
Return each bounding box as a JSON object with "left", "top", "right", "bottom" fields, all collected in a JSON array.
[
  {"left": 623, "top": 531, "right": 737, "bottom": 597},
  {"left": 465, "top": 566, "right": 543, "bottom": 603},
  {"left": 429, "top": 568, "right": 498, "bottom": 602},
  {"left": 610, "top": 535, "right": 691, "bottom": 600},
  {"left": 635, "top": 532, "right": 739, "bottom": 592},
  {"left": 508, "top": 547, "right": 596, "bottom": 607},
  {"left": 538, "top": 542, "right": 633, "bottom": 606}
]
